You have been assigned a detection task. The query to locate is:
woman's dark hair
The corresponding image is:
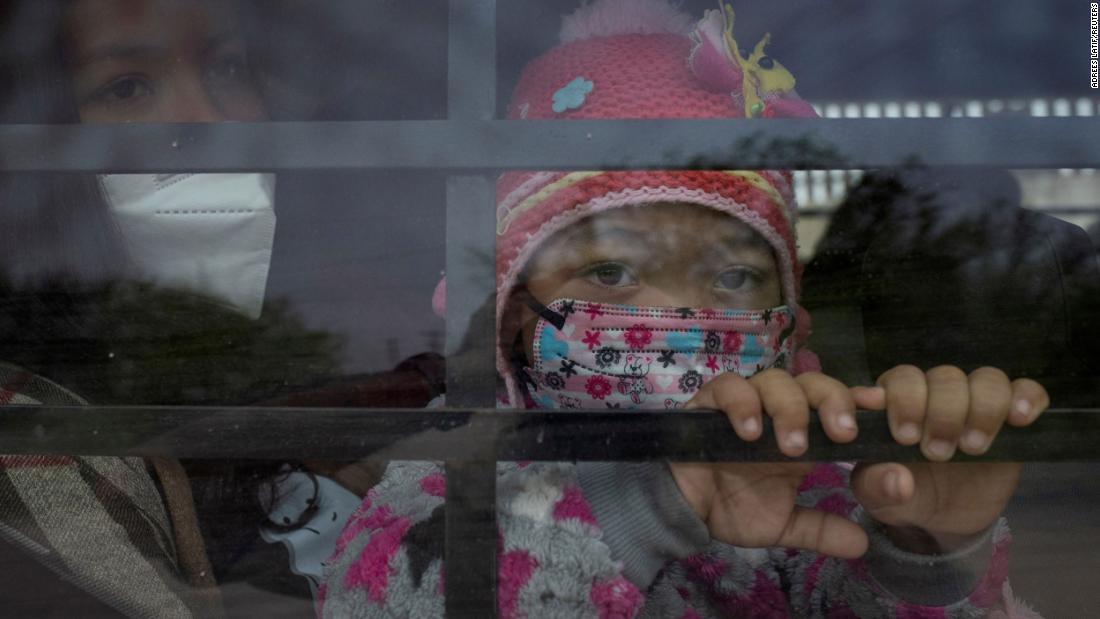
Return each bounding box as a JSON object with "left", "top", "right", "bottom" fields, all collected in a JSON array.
[{"left": 0, "top": 0, "right": 128, "bottom": 285}]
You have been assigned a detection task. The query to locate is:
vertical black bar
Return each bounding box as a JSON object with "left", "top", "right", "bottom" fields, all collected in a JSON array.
[
  {"left": 444, "top": 176, "right": 498, "bottom": 406},
  {"left": 444, "top": 177, "right": 499, "bottom": 618},
  {"left": 445, "top": 0, "right": 498, "bottom": 617},
  {"left": 443, "top": 458, "right": 498, "bottom": 618}
]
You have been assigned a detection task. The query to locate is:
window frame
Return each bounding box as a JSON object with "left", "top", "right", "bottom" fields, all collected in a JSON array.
[{"left": 2, "top": 1, "right": 1100, "bottom": 616}]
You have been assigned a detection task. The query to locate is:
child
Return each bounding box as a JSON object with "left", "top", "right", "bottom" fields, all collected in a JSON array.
[{"left": 320, "top": 1, "right": 1047, "bottom": 617}]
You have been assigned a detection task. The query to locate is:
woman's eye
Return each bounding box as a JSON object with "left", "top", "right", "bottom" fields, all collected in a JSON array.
[
  {"left": 714, "top": 267, "right": 757, "bottom": 291},
  {"left": 91, "top": 76, "right": 153, "bottom": 104},
  {"left": 583, "top": 263, "right": 637, "bottom": 287}
]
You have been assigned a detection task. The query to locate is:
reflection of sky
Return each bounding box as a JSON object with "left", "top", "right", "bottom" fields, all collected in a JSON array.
[
  {"left": 500, "top": 0, "right": 1091, "bottom": 106},
  {"left": 263, "top": 172, "right": 446, "bottom": 374},
  {"left": 254, "top": 2, "right": 451, "bottom": 375}
]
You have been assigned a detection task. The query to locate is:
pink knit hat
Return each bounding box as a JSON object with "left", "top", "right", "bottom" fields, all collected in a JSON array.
[{"left": 493, "top": 0, "right": 819, "bottom": 400}]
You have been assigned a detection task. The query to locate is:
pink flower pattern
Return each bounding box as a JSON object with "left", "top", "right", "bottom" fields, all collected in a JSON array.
[
  {"left": 582, "top": 330, "right": 602, "bottom": 350},
  {"left": 722, "top": 331, "right": 743, "bottom": 352},
  {"left": 624, "top": 324, "right": 654, "bottom": 349},
  {"left": 584, "top": 303, "right": 605, "bottom": 320},
  {"left": 584, "top": 375, "right": 613, "bottom": 400},
  {"left": 705, "top": 355, "right": 719, "bottom": 373}
]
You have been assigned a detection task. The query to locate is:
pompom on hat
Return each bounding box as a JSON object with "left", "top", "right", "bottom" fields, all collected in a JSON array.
[{"left": 491, "top": 0, "right": 820, "bottom": 401}]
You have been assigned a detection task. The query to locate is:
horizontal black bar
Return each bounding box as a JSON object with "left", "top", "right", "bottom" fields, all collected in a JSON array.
[
  {"left": 0, "top": 406, "right": 1096, "bottom": 462},
  {"left": 1, "top": 118, "right": 1099, "bottom": 172}
]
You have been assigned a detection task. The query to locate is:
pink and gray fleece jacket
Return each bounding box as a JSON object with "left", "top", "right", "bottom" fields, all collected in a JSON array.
[{"left": 318, "top": 459, "right": 1039, "bottom": 618}]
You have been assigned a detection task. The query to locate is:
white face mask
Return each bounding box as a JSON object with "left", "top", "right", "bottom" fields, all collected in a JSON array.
[{"left": 100, "top": 173, "right": 277, "bottom": 319}]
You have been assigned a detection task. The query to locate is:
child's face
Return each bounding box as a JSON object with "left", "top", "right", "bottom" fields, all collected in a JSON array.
[{"left": 516, "top": 202, "right": 782, "bottom": 362}]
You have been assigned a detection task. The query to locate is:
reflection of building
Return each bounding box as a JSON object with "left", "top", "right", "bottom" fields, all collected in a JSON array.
[{"left": 794, "top": 97, "right": 1100, "bottom": 258}]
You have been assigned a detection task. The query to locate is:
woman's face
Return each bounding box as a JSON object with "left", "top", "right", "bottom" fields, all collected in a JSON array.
[{"left": 64, "top": 0, "right": 266, "bottom": 123}]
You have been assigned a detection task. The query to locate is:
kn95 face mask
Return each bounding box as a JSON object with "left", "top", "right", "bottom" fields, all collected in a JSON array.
[{"left": 100, "top": 173, "right": 277, "bottom": 319}]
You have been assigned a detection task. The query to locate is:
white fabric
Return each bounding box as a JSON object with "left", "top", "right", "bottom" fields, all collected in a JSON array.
[
  {"left": 260, "top": 471, "right": 362, "bottom": 602},
  {"left": 100, "top": 173, "right": 277, "bottom": 318}
]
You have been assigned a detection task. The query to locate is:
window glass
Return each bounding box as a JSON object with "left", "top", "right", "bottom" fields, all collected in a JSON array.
[
  {"left": 0, "top": 2, "right": 447, "bottom": 616},
  {"left": 0, "top": 1, "right": 1097, "bottom": 617}
]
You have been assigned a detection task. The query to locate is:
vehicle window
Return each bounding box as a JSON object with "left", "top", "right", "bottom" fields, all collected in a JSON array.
[{"left": 0, "top": 1, "right": 1097, "bottom": 618}]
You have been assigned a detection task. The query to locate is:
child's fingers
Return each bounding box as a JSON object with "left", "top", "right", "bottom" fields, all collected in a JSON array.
[
  {"left": 750, "top": 369, "right": 810, "bottom": 456},
  {"left": 1007, "top": 378, "right": 1049, "bottom": 426},
  {"left": 774, "top": 506, "right": 869, "bottom": 560},
  {"left": 850, "top": 385, "right": 886, "bottom": 411},
  {"left": 958, "top": 367, "right": 1012, "bottom": 455},
  {"left": 921, "top": 365, "right": 970, "bottom": 461},
  {"left": 876, "top": 365, "right": 928, "bottom": 446},
  {"left": 685, "top": 373, "right": 763, "bottom": 441},
  {"left": 849, "top": 462, "right": 916, "bottom": 513},
  {"left": 796, "top": 372, "right": 858, "bottom": 443}
]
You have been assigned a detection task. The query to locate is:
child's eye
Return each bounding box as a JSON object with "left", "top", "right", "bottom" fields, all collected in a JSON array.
[
  {"left": 88, "top": 76, "right": 153, "bottom": 105},
  {"left": 582, "top": 262, "right": 638, "bottom": 288},
  {"left": 714, "top": 267, "right": 759, "bottom": 291}
]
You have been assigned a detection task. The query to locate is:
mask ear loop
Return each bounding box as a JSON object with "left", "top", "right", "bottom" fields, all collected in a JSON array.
[
  {"left": 509, "top": 291, "right": 565, "bottom": 400},
  {"left": 520, "top": 292, "right": 567, "bottom": 330},
  {"left": 510, "top": 329, "right": 539, "bottom": 396}
]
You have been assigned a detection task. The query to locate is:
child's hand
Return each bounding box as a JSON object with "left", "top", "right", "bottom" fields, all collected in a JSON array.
[
  {"left": 669, "top": 369, "right": 870, "bottom": 559},
  {"left": 849, "top": 365, "right": 1049, "bottom": 548}
]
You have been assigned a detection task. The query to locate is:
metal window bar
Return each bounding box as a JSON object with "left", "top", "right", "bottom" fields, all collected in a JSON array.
[
  {"left": 0, "top": 0, "right": 1098, "bottom": 617},
  {"left": 1, "top": 407, "right": 1098, "bottom": 463},
  {"left": 444, "top": 1, "right": 498, "bottom": 614},
  {"left": 3, "top": 117, "right": 1100, "bottom": 171}
]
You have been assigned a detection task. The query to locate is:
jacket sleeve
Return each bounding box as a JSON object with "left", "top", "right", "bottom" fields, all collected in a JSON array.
[
  {"left": 578, "top": 461, "right": 1036, "bottom": 619},
  {"left": 319, "top": 461, "right": 448, "bottom": 618},
  {"left": 319, "top": 461, "right": 645, "bottom": 619},
  {"left": 775, "top": 463, "right": 1035, "bottom": 618},
  {"left": 575, "top": 462, "right": 711, "bottom": 588}
]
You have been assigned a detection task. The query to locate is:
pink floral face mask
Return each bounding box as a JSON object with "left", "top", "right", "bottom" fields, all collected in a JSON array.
[{"left": 520, "top": 297, "right": 796, "bottom": 410}]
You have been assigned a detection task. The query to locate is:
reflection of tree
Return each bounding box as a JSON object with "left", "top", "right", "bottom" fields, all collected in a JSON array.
[
  {"left": 676, "top": 131, "right": 848, "bottom": 170},
  {"left": 0, "top": 277, "right": 353, "bottom": 592},
  {"left": 802, "top": 167, "right": 1100, "bottom": 405},
  {"left": 0, "top": 278, "right": 343, "bottom": 406}
]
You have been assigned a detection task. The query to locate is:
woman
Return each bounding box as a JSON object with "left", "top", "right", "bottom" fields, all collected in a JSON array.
[{"left": 0, "top": 2, "right": 442, "bottom": 616}]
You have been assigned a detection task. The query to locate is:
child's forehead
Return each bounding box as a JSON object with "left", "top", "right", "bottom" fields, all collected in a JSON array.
[{"left": 549, "top": 202, "right": 770, "bottom": 250}]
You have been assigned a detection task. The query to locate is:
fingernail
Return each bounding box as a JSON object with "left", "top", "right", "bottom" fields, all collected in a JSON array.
[
  {"left": 962, "top": 429, "right": 989, "bottom": 452},
  {"left": 895, "top": 423, "right": 920, "bottom": 443},
  {"left": 786, "top": 430, "right": 807, "bottom": 450},
  {"left": 836, "top": 414, "right": 857, "bottom": 431},
  {"left": 1012, "top": 399, "right": 1031, "bottom": 423},
  {"left": 926, "top": 439, "right": 956, "bottom": 460},
  {"left": 885, "top": 471, "right": 901, "bottom": 499},
  {"left": 740, "top": 417, "right": 760, "bottom": 436}
]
